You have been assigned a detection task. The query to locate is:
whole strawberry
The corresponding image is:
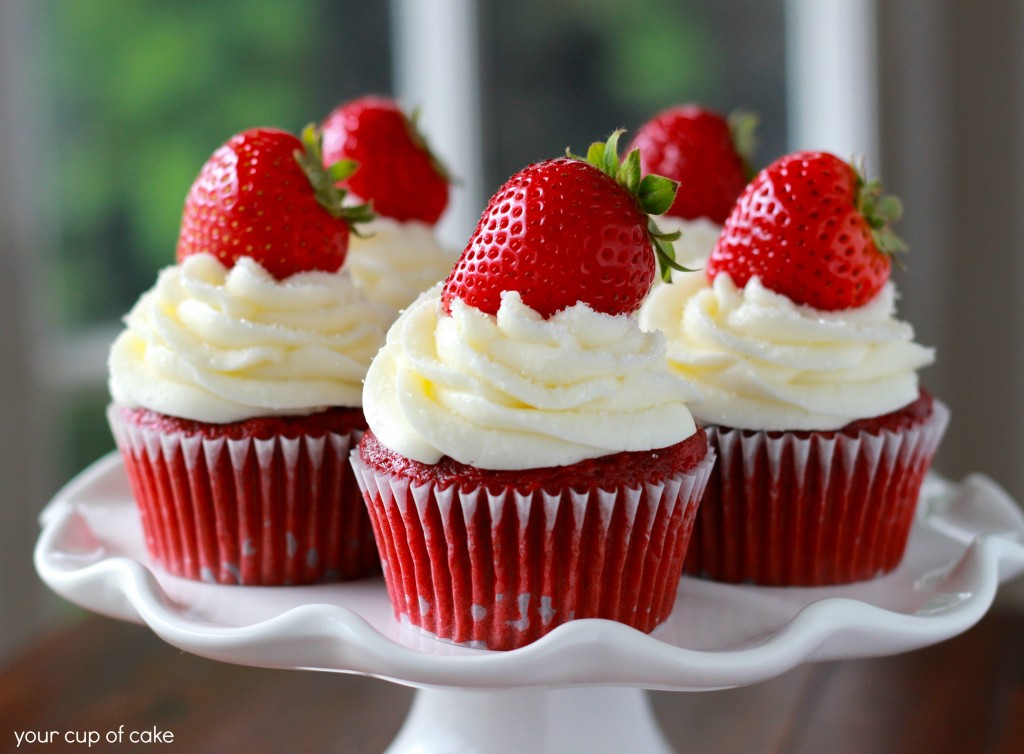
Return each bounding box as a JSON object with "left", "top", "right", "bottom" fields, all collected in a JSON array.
[
  {"left": 629, "top": 105, "right": 756, "bottom": 224},
  {"left": 440, "top": 131, "right": 683, "bottom": 318},
  {"left": 176, "top": 126, "right": 372, "bottom": 279},
  {"left": 320, "top": 96, "right": 450, "bottom": 225},
  {"left": 707, "top": 151, "right": 905, "bottom": 311}
]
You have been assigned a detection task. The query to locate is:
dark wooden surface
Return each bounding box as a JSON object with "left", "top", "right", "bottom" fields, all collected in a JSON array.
[{"left": 2, "top": 607, "right": 1022, "bottom": 753}]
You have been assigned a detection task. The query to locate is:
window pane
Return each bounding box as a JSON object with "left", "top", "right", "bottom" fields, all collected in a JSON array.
[{"left": 479, "top": 0, "right": 787, "bottom": 188}]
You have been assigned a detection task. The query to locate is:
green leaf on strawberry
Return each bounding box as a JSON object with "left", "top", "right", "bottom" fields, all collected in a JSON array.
[
  {"left": 568, "top": 130, "right": 690, "bottom": 282},
  {"left": 176, "top": 126, "right": 373, "bottom": 279},
  {"left": 320, "top": 96, "right": 451, "bottom": 225},
  {"left": 630, "top": 104, "right": 755, "bottom": 224},
  {"left": 441, "top": 130, "right": 691, "bottom": 318},
  {"left": 708, "top": 150, "right": 906, "bottom": 311}
]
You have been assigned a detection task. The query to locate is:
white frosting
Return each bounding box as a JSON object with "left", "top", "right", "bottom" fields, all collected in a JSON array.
[
  {"left": 363, "top": 286, "right": 700, "bottom": 470},
  {"left": 346, "top": 215, "right": 456, "bottom": 312},
  {"left": 109, "top": 253, "right": 391, "bottom": 423},
  {"left": 653, "top": 216, "right": 723, "bottom": 272},
  {"left": 638, "top": 271, "right": 934, "bottom": 431}
]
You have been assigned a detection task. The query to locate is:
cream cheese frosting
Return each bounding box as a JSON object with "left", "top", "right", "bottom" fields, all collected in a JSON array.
[
  {"left": 363, "top": 285, "right": 701, "bottom": 470},
  {"left": 109, "top": 253, "right": 391, "bottom": 423},
  {"left": 346, "top": 215, "right": 455, "bottom": 312},
  {"left": 653, "top": 216, "right": 723, "bottom": 271},
  {"left": 638, "top": 271, "right": 934, "bottom": 431}
]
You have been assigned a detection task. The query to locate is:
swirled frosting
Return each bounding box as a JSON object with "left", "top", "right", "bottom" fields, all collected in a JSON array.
[
  {"left": 654, "top": 216, "right": 723, "bottom": 271},
  {"left": 346, "top": 216, "right": 455, "bottom": 312},
  {"left": 638, "top": 271, "right": 934, "bottom": 430},
  {"left": 363, "top": 286, "right": 700, "bottom": 470},
  {"left": 109, "top": 253, "right": 391, "bottom": 423}
]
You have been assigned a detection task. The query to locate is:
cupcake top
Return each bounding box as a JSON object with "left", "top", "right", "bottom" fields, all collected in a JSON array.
[
  {"left": 650, "top": 215, "right": 725, "bottom": 270},
  {"left": 640, "top": 271, "right": 933, "bottom": 430},
  {"left": 320, "top": 96, "right": 454, "bottom": 312},
  {"left": 639, "top": 150, "right": 934, "bottom": 431},
  {"left": 364, "top": 285, "right": 699, "bottom": 469},
  {"left": 344, "top": 216, "right": 455, "bottom": 312},
  {"left": 109, "top": 253, "right": 391, "bottom": 423},
  {"left": 363, "top": 132, "right": 701, "bottom": 471},
  {"left": 109, "top": 125, "right": 387, "bottom": 423}
]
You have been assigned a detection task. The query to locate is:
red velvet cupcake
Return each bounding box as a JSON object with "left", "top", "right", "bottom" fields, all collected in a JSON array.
[
  {"left": 107, "top": 126, "right": 389, "bottom": 584},
  {"left": 639, "top": 151, "right": 948, "bottom": 585},
  {"left": 684, "top": 391, "right": 947, "bottom": 585},
  {"left": 353, "top": 134, "right": 714, "bottom": 649},
  {"left": 353, "top": 428, "right": 711, "bottom": 649},
  {"left": 109, "top": 406, "right": 377, "bottom": 584}
]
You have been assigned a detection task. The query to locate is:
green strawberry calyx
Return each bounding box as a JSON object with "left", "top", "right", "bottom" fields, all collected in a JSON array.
[
  {"left": 568, "top": 129, "right": 693, "bottom": 282},
  {"left": 852, "top": 158, "right": 908, "bottom": 260},
  {"left": 294, "top": 124, "right": 376, "bottom": 237}
]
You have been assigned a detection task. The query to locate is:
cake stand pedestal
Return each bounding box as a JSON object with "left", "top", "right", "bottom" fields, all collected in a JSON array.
[
  {"left": 35, "top": 453, "right": 1024, "bottom": 754},
  {"left": 388, "top": 687, "right": 671, "bottom": 754}
]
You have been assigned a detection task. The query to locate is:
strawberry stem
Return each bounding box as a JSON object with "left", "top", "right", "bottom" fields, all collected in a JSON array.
[
  {"left": 852, "top": 159, "right": 908, "bottom": 259},
  {"left": 568, "top": 130, "right": 694, "bottom": 281},
  {"left": 295, "top": 124, "right": 375, "bottom": 234}
]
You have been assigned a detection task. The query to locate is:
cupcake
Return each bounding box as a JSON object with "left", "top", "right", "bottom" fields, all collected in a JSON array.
[
  {"left": 320, "top": 96, "right": 456, "bottom": 313},
  {"left": 629, "top": 104, "right": 756, "bottom": 268},
  {"left": 639, "top": 150, "right": 948, "bottom": 586},
  {"left": 107, "top": 126, "right": 392, "bottom": 585},
  {"left": 350, "top": 133, "right": 715, "bottom": 650}
]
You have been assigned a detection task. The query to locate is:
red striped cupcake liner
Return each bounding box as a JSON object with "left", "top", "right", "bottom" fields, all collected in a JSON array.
[
  {"left": 350, "top": 444, "right": 715, "bottom": 650},
  {"left": 684, "top": 400, "right": 949, "bottom": 586},
  {"left": 108, "top": 405, "right": 379, "bottom": 585}
]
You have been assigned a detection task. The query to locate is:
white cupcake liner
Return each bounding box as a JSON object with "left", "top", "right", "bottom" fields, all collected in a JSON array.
[
  {"left": 685, "top": 400, "right": 950, "bottom": 585},
  {"left": 350, "top": 443, "right": 716, "bottom": 650},
  {"left": 108, "top": 405, "right": 379, "bottom": 585}
]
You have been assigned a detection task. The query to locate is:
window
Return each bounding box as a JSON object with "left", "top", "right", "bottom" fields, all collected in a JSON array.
[{"left": 10, "top": 0, "right": 926, "bottom": 658}]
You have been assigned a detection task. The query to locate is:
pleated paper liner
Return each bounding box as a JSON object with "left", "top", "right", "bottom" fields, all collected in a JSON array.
[
  {"left": 351, "top": 442, "right": 716, "bottom": 651},
  {"left": 684, "top": 399, "right": 950, "bottom": 586},
  {"left": 108, "top": 405, "right": 380, "bottom": 585}
]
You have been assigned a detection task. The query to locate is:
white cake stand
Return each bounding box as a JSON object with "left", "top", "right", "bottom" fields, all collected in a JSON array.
[{"left": 35, "top": 453, "right": 1024, "bottom": 754}]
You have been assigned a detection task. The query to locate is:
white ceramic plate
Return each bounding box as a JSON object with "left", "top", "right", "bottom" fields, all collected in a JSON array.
[{"left": 35, "top": 452, "right": 1024, "bottom": 692}]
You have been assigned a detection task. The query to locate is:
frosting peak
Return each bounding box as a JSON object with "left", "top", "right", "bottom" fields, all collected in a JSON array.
[
  {"left": 109, "top": 253, "right": 391, "bottom": 423},
  {"left": 638, "top": 271, "right": 934, "bottom": 430},
  {"left": 345, "top": 215, "right": 455, "bottom": 312},
  {"left": 363, "top": 286, "right": 700, "bottom": 470}
]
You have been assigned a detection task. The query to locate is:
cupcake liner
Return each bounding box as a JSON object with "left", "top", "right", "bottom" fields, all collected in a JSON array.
[
  {"left": 684, "top": 400, "right": 950, "bottom": 586},
  {"left": 108, "top": 406, "right": 379, "bottom": 585},
  {"left": 350, "top": 444, "right": 716, "bottom": 650}
]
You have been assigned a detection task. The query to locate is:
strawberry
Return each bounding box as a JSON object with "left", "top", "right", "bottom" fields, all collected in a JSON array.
[
  {"left": 440, "top": 131, "right": 684, "bottom": 318},
  {"left": 707, "top": 151, "right": 906, "bottom": 311},
  {"left": 629, "top": 104, "right": 756, "bottom": 224},
  {"left": 176, "top": 126, "right": 372, "bottom": 279},
  {"left": 320, "top": 96, "right": 450, "bottom": 225}
]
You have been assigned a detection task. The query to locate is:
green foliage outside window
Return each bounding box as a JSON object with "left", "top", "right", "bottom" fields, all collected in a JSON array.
[{"left": 43, "top": 0, "right": 390, "bottom": 326}]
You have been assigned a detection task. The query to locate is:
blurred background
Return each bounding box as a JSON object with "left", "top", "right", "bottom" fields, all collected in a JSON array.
[{"left": 1, "top": 0, "right": 1021, "bottom": 663}]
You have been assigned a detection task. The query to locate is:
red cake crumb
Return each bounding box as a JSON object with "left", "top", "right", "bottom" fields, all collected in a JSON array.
[
  {"left": 358, "top": 425, "right": 708, "bottom": 493},
  {"left": 117, "top": 405, "right": 367, "bottom": 441}
]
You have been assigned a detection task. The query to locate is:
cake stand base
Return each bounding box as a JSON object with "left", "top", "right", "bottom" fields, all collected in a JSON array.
[
  {"left": 385, "top": 686, "right": 672, "bottom": 754},
  {"left": 35, "top": 455, "right": 1024, "bottom": 754}
]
